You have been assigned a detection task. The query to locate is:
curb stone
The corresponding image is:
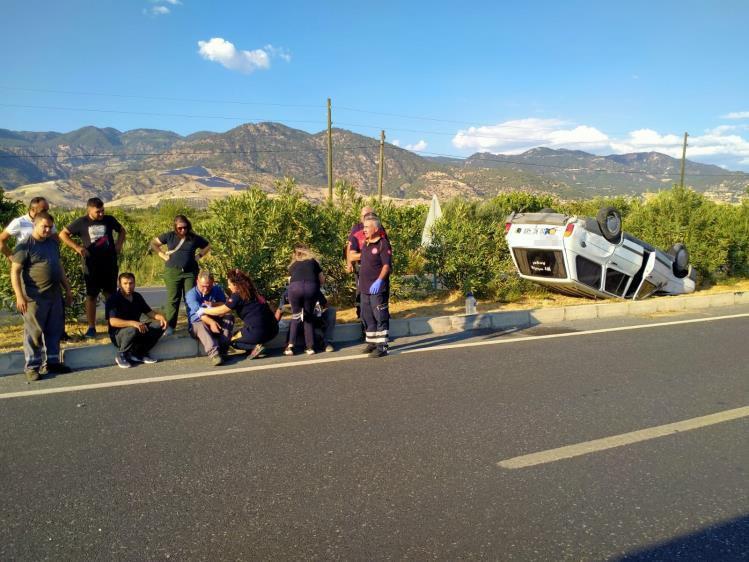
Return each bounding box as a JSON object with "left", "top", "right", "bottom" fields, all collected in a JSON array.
[{"left": 0, "top": 290, "right": 746, "bottom": 376}]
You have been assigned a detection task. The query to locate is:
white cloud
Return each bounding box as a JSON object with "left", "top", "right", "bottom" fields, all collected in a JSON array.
[
  {"left": 391, "top": 139, "right": 401, "bottom": 147},
  {"left": 451, "top": 118, "right": 749, "bottom": 169},
  {"left": 405, "top": 140, "right": 428, "bottom": 152},
  {"left": 453, "top": 118, "right": 610, "bottom": 154},
  {"left": 722, "top": 111, "right": 749, "bottom": 120},
  {"left": 142, "top": 5, "right": 170, "bottom": 15},
  {"left": 197, "top": 38, "right": 290, "bottom": 74}
]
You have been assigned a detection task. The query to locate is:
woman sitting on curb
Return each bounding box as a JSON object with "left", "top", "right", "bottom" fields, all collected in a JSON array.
[{"left": 200, "top": 268, "right": 278, "bottom": 359}]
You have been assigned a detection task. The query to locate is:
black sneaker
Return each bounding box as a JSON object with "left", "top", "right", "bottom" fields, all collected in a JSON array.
[
  {"left": 46, "top": 362, "right": 73, "bottom": 374},
  {"left": 115, "top": 352, "right": 133, "bottom": 369},
  {"left": 369, "top": 346, "right": 388, "bottom": 358},
  {"left": 361, "top": 343, "right": 377, "bottom": 354},
  {"left": 25, "top": 368, "right": 40, "bottom": 382},
  {"left": 130, "top": 354, "right": 157, "bottom": 364}
]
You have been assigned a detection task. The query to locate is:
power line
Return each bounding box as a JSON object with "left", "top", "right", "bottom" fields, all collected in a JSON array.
[
  {"left": 0, "top": 86, "right": 322, "bottom": 109},
  {"left": 0, "top": 103, "right": 325, "bottom": 125},
  {"left": 0, "top": 146, "right": 376, "bottom": 160}
]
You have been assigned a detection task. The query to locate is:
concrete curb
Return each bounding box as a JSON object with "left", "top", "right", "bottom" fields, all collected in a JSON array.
[{"left": 0, "top": 290, "right": 745, "bottom": 376}]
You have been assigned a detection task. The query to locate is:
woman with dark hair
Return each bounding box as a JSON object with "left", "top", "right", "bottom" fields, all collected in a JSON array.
[
  {"left": 150, "top": 215, "right": 210, "bottom": 335},
  {"left": 201, "top": 268, "right": 278, "bottom": 359},
  {"left": 285, "top": 244, "right": 324, "bottom": 356}
]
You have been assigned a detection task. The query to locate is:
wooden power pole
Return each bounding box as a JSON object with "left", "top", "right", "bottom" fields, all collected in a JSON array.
[
  {"left": 327, "top": 98, "right": 333, "bottom": 201},
  {"left": 377, "top": 130, "right": 385, "bottom": 201},
  {"left": 679, "top": 132, "right": 689, "bottom": 188}
]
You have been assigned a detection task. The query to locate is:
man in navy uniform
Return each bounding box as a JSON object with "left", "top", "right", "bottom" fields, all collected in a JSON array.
[{"left": 357, "top": 215, "right": 392, "bottom": 358}]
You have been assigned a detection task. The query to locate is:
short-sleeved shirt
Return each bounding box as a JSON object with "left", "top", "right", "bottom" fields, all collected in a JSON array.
[
  {"left": 359, "top": 237, "right": 392, "bottom": 295},
  {"left": 157, "top": 231, "right": 209, "bottom": 273},
  {"left": 65, "top": 215, "right": 122, "bottom": 271},
  {"left": 5, "top": 214, "right": 57, "bottom": 244},
  {"left": 12, "top": 237, "right": 63, "bottom": 301},
  {"left": 105, "top": 291, "right": 152, "bottom": 337},
  {"left": 289, "top": 259, "right": 322, "bottom": 283},
  {"left": 227, "top": 293, "right": 277, "bottom": 335},
  {"left": 348, "top": 223, "right": 388, "bottom": 253}
]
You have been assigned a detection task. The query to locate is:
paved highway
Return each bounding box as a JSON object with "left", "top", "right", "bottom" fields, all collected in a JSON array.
[{"left": 1, "top": 306, "right": 748, "bottom": 560}]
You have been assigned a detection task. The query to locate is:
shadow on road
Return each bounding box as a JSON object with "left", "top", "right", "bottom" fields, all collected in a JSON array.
[{"left": 616, "top": 514, "right": 748, "bottom": 561}]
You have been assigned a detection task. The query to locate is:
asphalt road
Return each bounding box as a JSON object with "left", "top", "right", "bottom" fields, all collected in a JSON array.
[{"left": 1, "top": 306, "right": 748, "bottom": 560}]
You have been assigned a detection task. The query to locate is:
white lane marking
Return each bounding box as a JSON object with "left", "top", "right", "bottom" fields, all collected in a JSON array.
[
  {"left": 498, "top": 406, "right": 749, "bottom": 469},
  {"left": 401, "top": 312, "right": 749, "bottom": 354},
  {"left": 0, "top": 312, "right": 747, "bottom": 400}
]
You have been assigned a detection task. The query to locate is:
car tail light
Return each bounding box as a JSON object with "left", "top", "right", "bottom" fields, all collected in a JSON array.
[
  {"left": 564, "top": 223, "right": 575, "bottom": 237},
  {"left": 504, "top": 222, "right": 512, "bottom": 234}
]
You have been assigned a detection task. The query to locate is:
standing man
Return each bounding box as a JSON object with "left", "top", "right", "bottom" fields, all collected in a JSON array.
[
  {"left": 185, "top": 270, "right": 234, "bottom": 366},
  {"left": 1, "top": 197, "right": 70, "bottom": 342},
  {"left": 106, "top": 272, "right": 167, "bottom": 369},
  {"left": 346, "top": 206, "right": 387, "bottom": 323},
  {"left": 10, "top": 212, "right": 73, "bottom": 381},
  {"left": 60, "top": 197, "right": 126, "bottom": 339},
  {"left": 357, "top": 216, "right": 392, "bottom": 358},
  {"left": 0, "top": 197, "right": 56, "bottom": 258}
]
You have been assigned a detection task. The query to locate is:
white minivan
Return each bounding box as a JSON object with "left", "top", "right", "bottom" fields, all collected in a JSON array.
[{"left": 504, "top": 207, "right": 696, "bottom": 300}]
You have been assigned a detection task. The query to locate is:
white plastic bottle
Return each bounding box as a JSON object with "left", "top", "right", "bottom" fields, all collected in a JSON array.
[{"left": 465, "top": 291, "right": 477, "bottom": 315}]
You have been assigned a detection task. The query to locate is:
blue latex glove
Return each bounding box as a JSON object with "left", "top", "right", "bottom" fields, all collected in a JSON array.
[{"left": 369, "top": 279, "right": 383, "bottom": 294}]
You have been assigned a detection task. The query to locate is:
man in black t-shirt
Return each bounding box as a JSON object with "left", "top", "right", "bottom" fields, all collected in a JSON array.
[
  {"left": 60, "top": 197, "right": 126, "bottom": 339},
  {"left": 358, "top": 216, "right": 392, "bottom": 358},
  {"left": 105, "top": 272, "right": 167, "bottom": 369}
]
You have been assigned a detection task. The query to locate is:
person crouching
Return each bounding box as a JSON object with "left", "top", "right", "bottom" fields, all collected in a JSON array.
[
  {"left": 186, "top": 270, "right": 234, "bottom": 366},
  {"left": 105, "top": 272, "right": 168, "bottom": 369}
]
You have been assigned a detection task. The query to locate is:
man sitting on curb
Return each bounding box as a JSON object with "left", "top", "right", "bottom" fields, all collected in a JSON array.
[
  {"left": 106, "top": 272, "right": 167, "bottom": 369},
  {"left": 185, "top": 270, "right": 234, "bottom": 366},
  {"left": 275, "top": 284, "right": 336, "bottom": 352}
]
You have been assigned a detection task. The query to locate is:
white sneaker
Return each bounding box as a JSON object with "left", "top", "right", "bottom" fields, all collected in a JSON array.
[
  {"left": 283, "top": 345, "right": 294, "bottom": 356},
  {"left": 305, "top": 348, "right": 315, "bottom": 356}
]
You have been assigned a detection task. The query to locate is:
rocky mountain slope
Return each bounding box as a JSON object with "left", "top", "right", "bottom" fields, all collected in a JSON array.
[{"left": 1, "top": 124, "right": 746, "bottom": 206}]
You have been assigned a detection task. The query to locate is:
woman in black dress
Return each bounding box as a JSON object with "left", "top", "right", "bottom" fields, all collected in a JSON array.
[
  {"left": 201, "top": 268, "right": 278, "bottom": 359},
  {"left": 285, "top": 245, "right": 324, "bottom": 356}
]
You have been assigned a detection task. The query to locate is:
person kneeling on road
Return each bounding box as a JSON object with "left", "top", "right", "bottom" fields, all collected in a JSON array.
[
  {"left": 105, "top": 272, "right": 167, "bottom": 369},
  {"left": 200, "top": 268, "right": 278, "bottom": 360}
]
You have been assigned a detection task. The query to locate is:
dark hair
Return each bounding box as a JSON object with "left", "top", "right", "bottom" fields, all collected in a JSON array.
[
  {"left": 118, "top": 272, "right": 136, "bottom": 284},
  {"left": 227, "top": 268, "right": 259, "bottom": 302},
  {"left": 28, "top": 197, "right": 48, "bottom": 212},
  {"left": 32, "top": 211, "right": 54, "bottom": 224},
  {"left": 87, "top": 197, "right": 104, "bottom": 209},
  {"left": 173, "top": 214, "right": 194, "bottom": 238}
]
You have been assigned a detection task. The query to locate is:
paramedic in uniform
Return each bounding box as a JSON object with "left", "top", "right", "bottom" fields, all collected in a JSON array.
[{"left": 353, "top": 215, "right": 392, "bottom": 357}]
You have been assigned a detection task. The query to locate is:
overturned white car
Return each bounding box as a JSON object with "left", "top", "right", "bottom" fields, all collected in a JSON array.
[{"left": 504, "top": 207, "right": 696, "bottom": 300}]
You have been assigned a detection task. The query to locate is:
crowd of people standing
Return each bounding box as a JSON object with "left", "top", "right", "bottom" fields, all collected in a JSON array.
[{"left": 3, "top": 197, "right": 393, "bottom": 381}]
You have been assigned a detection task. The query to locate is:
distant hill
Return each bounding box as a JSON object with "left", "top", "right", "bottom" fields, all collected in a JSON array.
[{"left": 0, "top": 123, "right": 746, "bottom": 206}]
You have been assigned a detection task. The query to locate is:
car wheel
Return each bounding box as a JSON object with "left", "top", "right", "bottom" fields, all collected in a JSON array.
[
  {"left": 596, "top": 206, "right": 622, "bottom": 243},
  {"left": 668, "top": 243, "right": 690, "bottom": 278}
]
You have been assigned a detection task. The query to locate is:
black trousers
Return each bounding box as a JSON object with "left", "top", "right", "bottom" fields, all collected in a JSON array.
[
  {"left": 360, "top": 291, "right": 389, "bottom": 348},
  {"left": 113, "top": 323, "right": 164, "bottom": 355}
]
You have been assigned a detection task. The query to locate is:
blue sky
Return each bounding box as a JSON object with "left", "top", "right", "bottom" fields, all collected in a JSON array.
[{"left": 2, "top": 0, "right": 749, "bottom": 170}]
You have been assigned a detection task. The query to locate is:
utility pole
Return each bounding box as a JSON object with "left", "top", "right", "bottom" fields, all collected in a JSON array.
[
  {"left": 679, "top": 132, "right": 689, "bottom": 189},
  {"left": 327, "top": 98, "right": 333, "bottom": 201},
  {"left": 378, "top": 130, "right": 385, "bottom": 202}
]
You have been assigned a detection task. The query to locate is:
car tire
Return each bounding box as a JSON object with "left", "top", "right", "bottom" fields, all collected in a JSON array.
[
  {"left": 668, "top": 243, "right": 690, "bottom": 278},
  {"left": 596, "top": 207, "right": 622, "bottom": 243}
]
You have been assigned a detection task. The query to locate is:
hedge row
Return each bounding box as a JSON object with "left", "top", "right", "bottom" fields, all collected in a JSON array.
[{"left": 0, "top": 182, "right": 747, "bottom": 319}]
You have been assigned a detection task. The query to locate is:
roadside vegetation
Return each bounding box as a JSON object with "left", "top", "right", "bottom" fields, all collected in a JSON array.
[{"left": 0, "top": 181, "right": 746, "bottom": 347}]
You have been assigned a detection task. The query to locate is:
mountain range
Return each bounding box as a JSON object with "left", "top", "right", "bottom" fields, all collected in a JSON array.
[{"left": 1, "top": 123, "right": 746, "bottom": 207}]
